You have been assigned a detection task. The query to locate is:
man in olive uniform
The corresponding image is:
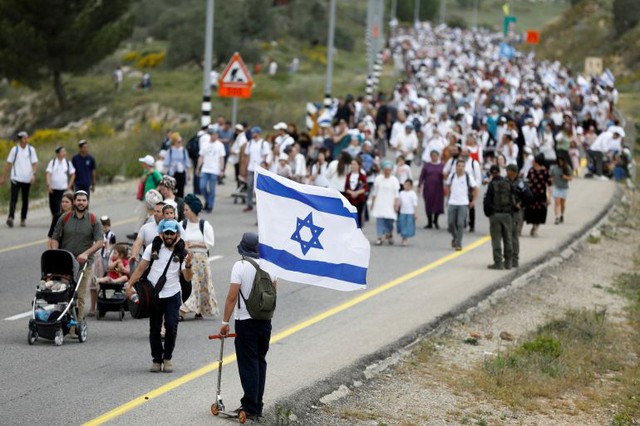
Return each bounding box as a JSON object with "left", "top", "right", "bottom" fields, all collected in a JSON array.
[
  {"left": 483, "top": 165, "right": 514, "bottom": 270},
  {"left": 506, "top": 163, "right": 533, "bottom": 268}
]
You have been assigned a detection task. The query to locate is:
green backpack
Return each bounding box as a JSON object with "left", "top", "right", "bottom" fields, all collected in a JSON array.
[{"left": 238, "top": 257, "right": 277, "bottom": 320}]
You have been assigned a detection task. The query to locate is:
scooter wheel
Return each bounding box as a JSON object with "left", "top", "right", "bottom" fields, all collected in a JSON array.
[
  {"left": 210, "top": 403, "right": 219, "bottom": 416},
  {"left": 238, "top": 410, "right": 246, "bottom": 424}
]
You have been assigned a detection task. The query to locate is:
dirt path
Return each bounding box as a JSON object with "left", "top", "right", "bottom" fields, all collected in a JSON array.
[{"left": 295, "top": 191, "right": 638, "bottom": 426}]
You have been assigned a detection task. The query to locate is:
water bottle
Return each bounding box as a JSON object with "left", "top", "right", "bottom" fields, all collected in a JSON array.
[{"left": 130, "top": 293, "right": 140, "bottom": 304}]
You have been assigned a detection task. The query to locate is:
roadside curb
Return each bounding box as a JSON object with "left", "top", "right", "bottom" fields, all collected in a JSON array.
[{"left": 278, "top": 183, "right": 623, "bottom": 423}]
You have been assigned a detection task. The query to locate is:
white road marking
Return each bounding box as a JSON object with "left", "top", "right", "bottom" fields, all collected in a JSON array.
[
  {"left": 5, "top": 305, "right": 53, "bottom": 321},
  {"left": 4, "top": 256, "right": 223, "bottom": 321}
]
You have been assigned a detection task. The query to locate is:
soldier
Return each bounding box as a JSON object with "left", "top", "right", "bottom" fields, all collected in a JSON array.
[
  {"left": 483, "top": 165, "right": 514, "bottom": 270},
  {"left": 506, "top": 163, "right": 533, "bottom": 268}
]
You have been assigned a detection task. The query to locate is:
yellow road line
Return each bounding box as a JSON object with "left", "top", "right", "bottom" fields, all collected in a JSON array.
[
  {"left": 0, "top": 217, "right": 138, "bottom": 254},
  {"left": 83, "top": 236, "right": 490, "bottom": 426}
]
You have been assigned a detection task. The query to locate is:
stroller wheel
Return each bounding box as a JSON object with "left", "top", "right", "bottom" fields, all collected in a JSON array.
[
  {"left": 54, "top": 329, "right": 64, "bottom": 346},
  {"left": 210, "top": 403, "right": 219, "bottom": 416},
  {"left": 78, "top": 320, "right": 88, "bottom": 343},
  {"left": 27, "top": 330, "right": 38, "bottom": 345}
]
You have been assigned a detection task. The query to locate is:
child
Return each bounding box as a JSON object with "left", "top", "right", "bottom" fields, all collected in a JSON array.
[
  {"left": 96, "top": 244, "right": 130, "bottom": 284},
  {"left": 397, "top": 179, "right": 418, "bottom": 246},
  {"left": 275, "top": 153, "right": 292, "bottom": 179},
  {"left": 100, "top": 216, "right": 117, "bottom": 271},
  {"left": 88, "top": 216, "right": 117, "bottom": 316},
  {"left": 394, "top": 155, "right": 412, "bottom": 187},
  {"left": 569, "top": 139, "right": 580, "bottom": 176},
  {"left": 150, "top": 203, "right": 187, "bottom": 262}
]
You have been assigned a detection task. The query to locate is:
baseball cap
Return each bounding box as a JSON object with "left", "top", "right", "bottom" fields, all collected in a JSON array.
[
  {"left": 273, "top": 122, "right": 288, "bottom": 131},
  {"left": 235, "top": 124, "right": 244, "bottom": 131},
  {"left": 78, "top": 139, "right": 88, "bottom": 147},
  {"left": 251, "top": 126, "right": 262, "bottom": 134},
  {"left": 17, "top": 131, "right": 28, "bottom": 139},
  {"left": 160, "top": 220, "right": 179, "bottom": 234},
  {"left": 138, "top": 155, "right": 155, "bottom": 167}
]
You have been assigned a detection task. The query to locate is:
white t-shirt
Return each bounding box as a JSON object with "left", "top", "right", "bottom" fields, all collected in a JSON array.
[
  {"left": 448, "top": 173, "right": 477, "bottom": 206},
  {"left": 311, "top": 162, "right": 329, "bottom": 187},
  {"left": 399, "top": 190, "right": 418, "bottom": 214},
  {"left": 138, "top": 220, "right": 159, "bottom": 248},
  {"left": 199, "top": 139, "right": 225, "bottom": 175},
  {"left": 292, "top": 153, "right": 307, "bottom": 179},
  {"left": 7, "top": 144, "right": 38, "bottom": 183},
  {"left": 46, "top": 158, "right": 75, "bottom": 190},
  {"left": 142, "top": 244, "right": 185, "bottom": 299},
  {"left": 371, "top": 174, "right": 400, "bottom": 219},
  {"left": 245, "top": 139, "right": 270, "bottom": 172},
  {"left": 230, "top": 258, "right": 276, "bottom": 321},
  {"left": 182, "top": 219, "right": 215, "bottom": 252}
]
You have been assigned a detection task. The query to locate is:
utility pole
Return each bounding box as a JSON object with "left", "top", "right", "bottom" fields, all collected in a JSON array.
[
  {"left": 324, "top": 0, "right": 336, "bottom": 107},
  {"left": 472, "top": 0, "right": 478, "bottom": 29},
  {"left": 201, "top": 0, "right": 214, "bottom": 126},
  {"left": 439, "top": 0, "right": 446, "bottom": 25},
  {"left": 414, "top": 0, "right": 420, "bottom": 29}
]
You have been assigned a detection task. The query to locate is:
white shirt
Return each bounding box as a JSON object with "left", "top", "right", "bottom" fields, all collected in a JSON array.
[
  {"left": 448, "top": 173, "right": 477, "bottom": 206},
  {"left": 230, "top": 258, "right": 276, "bottom": 321},
  {"left": 138, "top": 220, "right": 159, "bottom": 248},
  {"left": 590, "top": 131, "right": 612, "bottom": 153},
  {"left": 399, "top": 190, "right": 418, "bottom": 214},
  {"left": 500, "top": 142, "right": 519, "bottom": 165},
  {"left": 311, "top": 162, "right": 329, "bottom": 187},
  {"left": 142, "top": 244, "right": 185, "bottom": 299},
  {"left": 7, "top": 144, "right": 38, "bottom": 183},
  {"left": 275, "top": 134, "right": 294, "bottom": 151},
  {"left": 371, "top": 175, "right": 400, "bottom": 219},
  {"left": 522, "top": 125, "right": 540, "bottom": 149},
  {"left": 292, "top": 153, "right": 307, "bottom": 179},
  {"left": 199, "top": 139, "right": 225, "bottom": 175},
  {"left": 182, "top": 219, "right": 215, "bottom": 252},
  {"left": 245, "top": 138, "right": 270, "bottom": 172},
  {"left": 391, "top": 131, "right": 418, "bottom": 161},
  {"left": 46, "top": 157, "right": 75, "bottom": 190}
]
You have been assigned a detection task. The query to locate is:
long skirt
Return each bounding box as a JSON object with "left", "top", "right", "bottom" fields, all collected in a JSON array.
[
  {"left": 396, "top": 213, "right": 416, "bottom": 238},
  {"left": 181, "top": 251, "right": 219, "bottom": 317}
]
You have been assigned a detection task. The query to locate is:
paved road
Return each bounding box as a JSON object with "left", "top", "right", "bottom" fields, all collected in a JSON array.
[{"left": 0, "top": 174, "right": 616, "bottom": 425}]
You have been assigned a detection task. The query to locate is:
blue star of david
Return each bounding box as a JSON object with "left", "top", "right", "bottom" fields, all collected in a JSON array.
[{"left": 291, "top": 212, "right": 324, "bottom": 256}]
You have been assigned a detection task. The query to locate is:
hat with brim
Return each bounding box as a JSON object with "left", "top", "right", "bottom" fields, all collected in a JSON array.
[
  {"left": 273, "top": 122, "right": 288, "bottom": 131},
  {"left": 139, "top": 155, "right": 155, "bottom": 167},
  {"left": 160, "top": 220, "right": 179, "bottom": 233},
  {"left": 237, "top": 232, "right": 259, "bottom": 259}
]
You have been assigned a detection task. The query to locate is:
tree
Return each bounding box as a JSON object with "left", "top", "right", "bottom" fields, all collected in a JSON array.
[
  {"left": 613, "top": 0, "right": 640, "bottom": 37},
  {"left": 396, "top": 0, "right": 439, "bottom": 23},
  {"left": 0, "top": 0, "right": 134, "bottom": 108}
]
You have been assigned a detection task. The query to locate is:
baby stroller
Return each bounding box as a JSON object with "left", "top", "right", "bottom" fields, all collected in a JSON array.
[
  {"left": 96, "top": 243, "right": 131, "bottom": 321},
  {"left": 231, "top": 180, "right": 248, "bottom": 204},
  {"left": 28, "top": 250, "right": 88, "bottom": 346}
]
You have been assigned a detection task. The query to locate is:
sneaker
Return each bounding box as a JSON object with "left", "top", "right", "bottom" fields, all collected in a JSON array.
[
  {"left": 149, "top": 362, "right": 162, "bottom": 373},
  {"left": 597, "top": 175, "right": 609, "bottom": 181},
  {"left": 151, "top": 251, "right": 159, "bottom": 260},
  {"left": 512, "top": 260, "right": 519, "bottom": 268},
  {"left": 243, "top": 207, "right": 253, "bottom": 213},
  {"left": 487, "top": 264, "right": 504, "bottom": 270},
  {"left": 554, "top": 217, "right": 560, "bottom": 225},
  {"left": 455, "top": 246, "right": 462, "bottom": 251},
  {"left": 560, "top": 216, "right": 564, "bottom": 223},
  {"left": 162, "top": 359, "right": 173, "bottom": 373},
  {"left": 20, "top": 220, "right": 26, "bottom": 227},
  {"left": 6, "top": 218, "right": 13, "bottom": 228}
]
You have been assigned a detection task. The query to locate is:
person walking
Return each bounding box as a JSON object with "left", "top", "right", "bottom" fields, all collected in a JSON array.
[
  {"left": 47, "top": 191, "right": 74, "bottom": 249},
  {"left": 549, "top": 156, "right": 572, "bottom": 225},
  {"left": 126, "top": 220, "right": 193, "bottom": 373},
  {"left": 197, "top": 128, "right": 226, "bottom": 213},
  {"left": 72, "top": 140, "right": 97, "bottom": 195},
  {"left": 418, "top": 150, "right": 445, "bottom": 229},
  {"left": 483, "top": 165, "right": 514, "bottom": 270},
  {"left": 51, "top": 190, "right": 103, "bottom": 330},
  {"left": 219, "top": 232, "right": 277, "bottom": 421},
  {"left": 45, "top": 146, "right": 75, "bottom": 216},
  {"left": 130, "top": 155, "right": 163, "bottom": 239},
  {"left": 243, "top": 127, "right": 270, "bottom": 212},
  {"left": 1, "top": 131, "right": 38, "bottom": 228},
  {"left": 343, "top": 158, "right": 368, "bottom": 227},
  {"left": 445, "top": 160, "right": 478, "bottom": 251},
  {"left": 506, "top": 163, "right": 533, "bottom": 268},
  {"left": 371, "top": 161, "right": 400, "bottom": 245},
  {"left": 179, "top": 194, "right": 218, "bottom": 320},
  {"left": 164, "top": 132, "right": 191, "bottom": 198},
  {"left": 524, "top": 154, "right": 552, "bottom": 237}
]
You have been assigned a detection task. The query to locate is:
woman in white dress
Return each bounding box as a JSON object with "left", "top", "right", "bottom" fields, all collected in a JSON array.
[{"left": 370, "top": 161, "right": 400, "bottom": 245}]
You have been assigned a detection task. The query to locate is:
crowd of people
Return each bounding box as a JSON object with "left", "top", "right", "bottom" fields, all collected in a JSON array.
[{"left": 4, "top": 20, "right": 634, "bottom": 420}]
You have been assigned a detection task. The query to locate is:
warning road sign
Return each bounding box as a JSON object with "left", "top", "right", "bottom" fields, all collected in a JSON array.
[{"left": 218, "top": 52, "right": 254, "bottom": 99}]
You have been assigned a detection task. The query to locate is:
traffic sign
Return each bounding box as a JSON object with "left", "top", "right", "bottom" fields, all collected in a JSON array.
[
  {"left": 525, "top": 30, "right": 540, "bottom": 45},
  {"left": 218, "top": 52, "right": 254, "bottom": 99}
]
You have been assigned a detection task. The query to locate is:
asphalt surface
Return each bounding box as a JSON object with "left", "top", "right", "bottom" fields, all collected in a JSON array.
[{"left": 0, "top": 174, "right": 617, "bottom": 425}]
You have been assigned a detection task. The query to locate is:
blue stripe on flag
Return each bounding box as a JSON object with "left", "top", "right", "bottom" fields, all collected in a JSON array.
[
  {"left": 256, "top": 173, "right": 358, "bottom": 222},
  {"left": 259, "top": 243, "right": 367, "bottom": 285}
]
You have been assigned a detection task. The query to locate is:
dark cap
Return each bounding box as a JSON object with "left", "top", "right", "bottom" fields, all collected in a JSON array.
[
  {"left": 237, "top": 232, "right": 259, "bottom": 259},
  {"left": 489, "top": 165, "right": 500, "bottom": 175},
  {"left": 506, "top": 164, "right": 519, "bottom": 173}
]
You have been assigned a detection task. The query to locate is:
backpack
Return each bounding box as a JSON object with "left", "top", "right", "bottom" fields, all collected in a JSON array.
[
  {"left": 11, "top": 144, "right": 35, "bottom": 179},
  {"left": 492, "top": 178, "right": 515, "bottom": 213},
  {"left": 49, "top": 158, "right": 72, "bottom": 175},
  {"left": 186, "top": 134, "right": 201, "bottom": 160},
  {"left": 238, "top": 257, "right": 277, "bottom": 320},
  {"left": 182, "top": 218, "right": 208, "bottom": 256}
]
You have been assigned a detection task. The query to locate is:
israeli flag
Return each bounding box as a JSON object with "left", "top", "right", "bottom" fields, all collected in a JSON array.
[{"left": 255, "top": 168, "right": 370, "bottom": 291}]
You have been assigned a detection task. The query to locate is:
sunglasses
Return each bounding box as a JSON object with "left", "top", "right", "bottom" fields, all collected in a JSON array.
[{"left": 163, "top": 231, "right": 177, "bottom": 236}]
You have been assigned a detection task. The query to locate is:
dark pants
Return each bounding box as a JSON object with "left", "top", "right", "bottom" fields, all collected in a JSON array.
[
  {"left": 173, "top": 171, "right": 186, "bottom": 198},
  {"left": 9, "top": 181, "right": 31, "bottom": 220},
  {"left": 511, "top": 209, "right": 523, "bottom": 265},
  {"left": 587, "top": 149, "right": 604, "bottom": 176},
  {"left": 49, "top": 189, "right": 65, "bottom": 216},
  {"left": 467, "top": 206, "right": 476, "bottom": 231},
  {"left": 74, "top": 183, "right": 91, "bottom": 199},
  {"left": 192, "top": 165, "right": 201, "bottom": 195},
  {"left": 235, "top": 319, "right": 272, "bottom": 416},
  {"left": 149, "top": 292, "right": 181, "bottom": 363},
  {"left": 490, "top": 212, "right": 513, "bottom": 266}
]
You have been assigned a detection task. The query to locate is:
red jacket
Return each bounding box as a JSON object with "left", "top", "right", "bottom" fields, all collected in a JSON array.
[{"left": 344, "top": 172, "right": 368, "bottom": 205}]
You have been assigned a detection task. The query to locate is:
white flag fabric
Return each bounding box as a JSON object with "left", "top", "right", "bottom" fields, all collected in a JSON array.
[{"left": 255, "top": 167, "right": 370, "bottom": 291}]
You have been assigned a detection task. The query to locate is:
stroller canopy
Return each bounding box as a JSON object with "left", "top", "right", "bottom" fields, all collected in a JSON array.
[{"left": 41, "top": 250, "right": 79, "bottom": 281}]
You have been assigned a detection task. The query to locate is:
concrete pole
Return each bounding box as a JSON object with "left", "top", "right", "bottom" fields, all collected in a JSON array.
[
  {"left": 472, "top": 0, "right": 478, "bottom": 29},
  {"left": 414, "top": 0, "right": 420, "bottom": 29},
  {"left": 324, "top": 0, "right": 337, "bottom": 107},
  {"left": 201, "top": 0, "right": 214, "bottom": 126},
  {"left": 440, "top": 0, "right": 446, "bottom": 25},
  {"left": 367, "top": 0, "right": 374, "bottom": 78}
]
